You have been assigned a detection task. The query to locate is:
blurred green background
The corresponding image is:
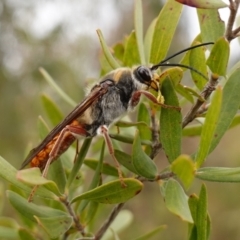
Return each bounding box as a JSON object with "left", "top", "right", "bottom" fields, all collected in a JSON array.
[{"left": 1, "top": 0, "right": 240, "bottom": 239}]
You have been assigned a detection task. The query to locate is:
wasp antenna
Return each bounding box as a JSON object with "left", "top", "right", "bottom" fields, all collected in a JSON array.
[
  {"left": 151, "top": 42, "right": 214, "bottom": 71},
  {"left": 157, "top": 63, "right": 209, "bottom": 81}
]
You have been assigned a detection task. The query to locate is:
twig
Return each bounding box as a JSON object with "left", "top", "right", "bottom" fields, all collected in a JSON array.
[
  {"left": 60, "top": 196, "right": 86, "bottom": 236},
  {"left": 225, "top": 0, "right": 240, "bottom": 41},
  {"left": 94, "top": 203, "right": 125, "bottom": 240},
  {"left": 182, "top": 74, "right": 219, "bottom": 128}
]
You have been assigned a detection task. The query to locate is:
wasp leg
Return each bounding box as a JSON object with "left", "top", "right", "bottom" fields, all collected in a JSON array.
[
  {"left": 28, "top": 125, "right": 88, "bottom": 202},
  {"left": 131, "top": 90, "right": 180, "bottom": 110},
  {"left": 98, "top": 125, "right": 127, "bottom": 188}
]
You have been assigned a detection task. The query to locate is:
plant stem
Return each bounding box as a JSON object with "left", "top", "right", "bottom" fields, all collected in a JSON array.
[
  {"left": 60, "top": 196, "right": 86, "bottom": 236},
  {"left": 94, "top": 203, "right": 125, "bottom": 240}
]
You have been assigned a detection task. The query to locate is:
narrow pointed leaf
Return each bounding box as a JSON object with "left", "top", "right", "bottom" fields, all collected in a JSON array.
[
  {"left": 171, "top": 155, "right": 195, "bottom": 189},
  {"left": 163, "top": 179, "right": 193, "bottom": 223},
  {"left": 7, "top": 191, "right": 67, "bottom": 221},
  {"left": 132, "top": 130, "right": 158, "bottom": 179},
  {"left": 160, "top": 75, "right": 182, "bottom": 163},
  {"left": 175, "top": 84, "right": 194, "bottom": 103},
  {"left": 41, "top": 94, "right": 63, "bottom": 126},
  {"left": 144, "top": 19, "right": 156, "bottom": 64},
  {"left": 196, "top": 167, "right": 240, "bottom": 182},
  {"left": 79, "top": 141, "right": 105, "bottom": 212},
  {"left": 137, "top": 103, "right": 151, "bottom": 141},
  {"left": 195, "top": 86, "right": 222, "bottom": 167},
  {"left": 114, "top": 149, "right": 138, "bottom": 174},
  {"left": 196, "top": 185, "right": 208, "bottom": 240},
  {"left": 189, "top": 42, "right": 208, "bottom": 90},
  {"left": 116, "top": 120, "right": 148, "bottom": 128},
  {"left": 123, "top": 31, "right": 141, "bottom": 67},
  {"left": 176, "top": 0, "right": 228, "bottom": 9},
  {"left": 134, "top": 0, "right": 145, "bottom": 64},
  {"left": 207, "top": 37, "right": 229, "bottom": 76},
  {"left": 71, "top": 178, "right": 143, "bottom": 204},
  {"left": 67, "top": 137, "right": 92, "bottom": 187},
  {"left": 209, "top": 67, "right": 240, "bottom": 153},
  {"left": 150, "top": 0, "right": 183, "bottom": 63},
  {"left": 0, "top": 156, "right": 55, "bottom": 199},
  {"left": 110, "top": 133, "right": 152, "bottom": 146},
  {"left": 17, "top": 168, "right": 62, "bottom": 196},
  {"left": 183, "top": 124, "right": 202, "bottom": 136},
  {"left": 34, "top": 215, "right": 72, "bottom": 239},
  {"left": 197, "top": 9, "right": 225, "bottom": 43},
  {"left": 39, "top": 68, "right": 76, "bottom": 107},
  {"left": 37, "top": 116, "right": 50, "bottom": 139},
  {"left": 97, "top": 29, "right": 120, "bottom": 69},
  {"left": 84, "top": 159, "right": 118, "bottom": 177}
]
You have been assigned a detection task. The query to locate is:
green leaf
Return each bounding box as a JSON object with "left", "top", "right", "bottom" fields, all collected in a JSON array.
[
  {"left": 196, "top": 185, "right": 208, "bottom": 240},
  {"left": 150, "top": 0, "right": 183, "bottom": 64},
  {"left": 7, "top": 191, "right": 69, "bottom": 222},
  {"left": 171, "top": 155, "right": 195, "bottom": 189},
  {"left": 207, "top": 37, "right": 230, "bottom": 76},
  {"left": 175, "top": 84, "right": 194, "bottom": 103},
  {"left": 0, "top": 226, "right": 18, "bottom": 239},
  {"left": 37, "top": 116, "right": 50, "bottom": 140},
  {"left": 110, "top": 133, "right": 152, "bottom": 146},
  {"left": 134, "top": 225, "right": 167, "bottom": 240},
  {"left": 189, "top": 41, "right": 208, "bottom": 90},
  {"left": 34, "top": 215, "right": 72, "bottom": 239},
  {"left": 114, "top": 150, "right": 138, "bottom": 174},
  {"left": 197, "top": 9, "right": 225, "bottom": 43},
  {"left": 188, "top": 193, "right": 211, "bottom": 240},
  {"left": 82, "top": 201, "right": 99, "bottom": 225},
  {"left": 97, "top": 29, "right": 120, "bottom": 69},
  {"left": 144, "top": 18, "right": 156, "bottom": 64},
  {"left": 209, "top": 67, "right": 240, "bottom": 153},
  {"left": 229, "top": 114, "right": 240, "bottom": 129},
  {"left": 176, "top": 0, "right": 228, "bottom": 9},
  {"left": 163, "top": 179, "right": 193, "bottom": 223},
  {"left": 196, "top": 167, "right": 240, "bottom": 182},
  {"left": 0, "top": 156, "right": 55, "bottom": 199},
  {"left": 132, "top": 130, "right": 158, "bottom": 179},
  {"left": 17, "top": 168, "right": 62, "bottom": 196},
  {"left": 137, "top": 103, "right": 151, "bottom": 141},
  {"left": 41, "top": 94, "right": 63, "bottom": 126},
  {"left": 113, "top": 42, "right": 124, "bottom": 63},
  {"left": 116, "top": 120, "right": 148, "bottom": 128},
  {"left": 67, "top": 137, "right": 92, "bottom": 187},
  {"left": 18, "top": 229, "right": 36, "bottom": 240},
  {"left": 84, "top": 159, "right": 118, "bottom": 177},
  {"left": 39, "top": 68, "right": 76, "bottom": 107},
  {"left": 134, "top": 0, "right": 145, "bottom": 64},
  {"left": 182, "top": 124, "right": 202, "bottom": 136},
  {"left": 71, "top": 178, "right": 143, "bottom": 204},
  {"left": 78, "top": 141, "right": 105, "bottom": 212},
  {"left": 160, "top": 75, "right": 182, "bottom": 163},
  {"left": 123, "top": 31, "right": 141, "bottom": 67},
  {"left": 195, "top": 86, "right": 222, "bottom": 167},
  {"left": 48, "top": 159, "right": 66, "bottom": 194}
]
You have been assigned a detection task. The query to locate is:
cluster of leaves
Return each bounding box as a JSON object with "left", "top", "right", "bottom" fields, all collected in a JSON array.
[{"left": 0, "top": 0, "right": 240, "bottom": 239}]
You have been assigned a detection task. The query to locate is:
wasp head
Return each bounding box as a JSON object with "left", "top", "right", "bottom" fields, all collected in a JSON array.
[{"left": 133, "top": 66, "right": 159, "bottom": 91}]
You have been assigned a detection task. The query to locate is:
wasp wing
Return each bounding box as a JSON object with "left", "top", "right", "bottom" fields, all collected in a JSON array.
[{"left": 21, "top": 85, "right": 108, "bottom": 169}]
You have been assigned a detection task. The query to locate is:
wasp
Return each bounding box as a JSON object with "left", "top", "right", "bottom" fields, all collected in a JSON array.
[{"left": 21, "top": 42, "right": 213, "bottom": 200}]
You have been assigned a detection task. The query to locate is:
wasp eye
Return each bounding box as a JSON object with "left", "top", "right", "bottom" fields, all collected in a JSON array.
[{"left": 134, "top": 66, "right": 152, "bottom": 84}]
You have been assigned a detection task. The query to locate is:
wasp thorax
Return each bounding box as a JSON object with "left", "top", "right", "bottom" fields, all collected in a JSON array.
[{"left": 133, "top": 66, "right": 153, "bottom": 85}]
